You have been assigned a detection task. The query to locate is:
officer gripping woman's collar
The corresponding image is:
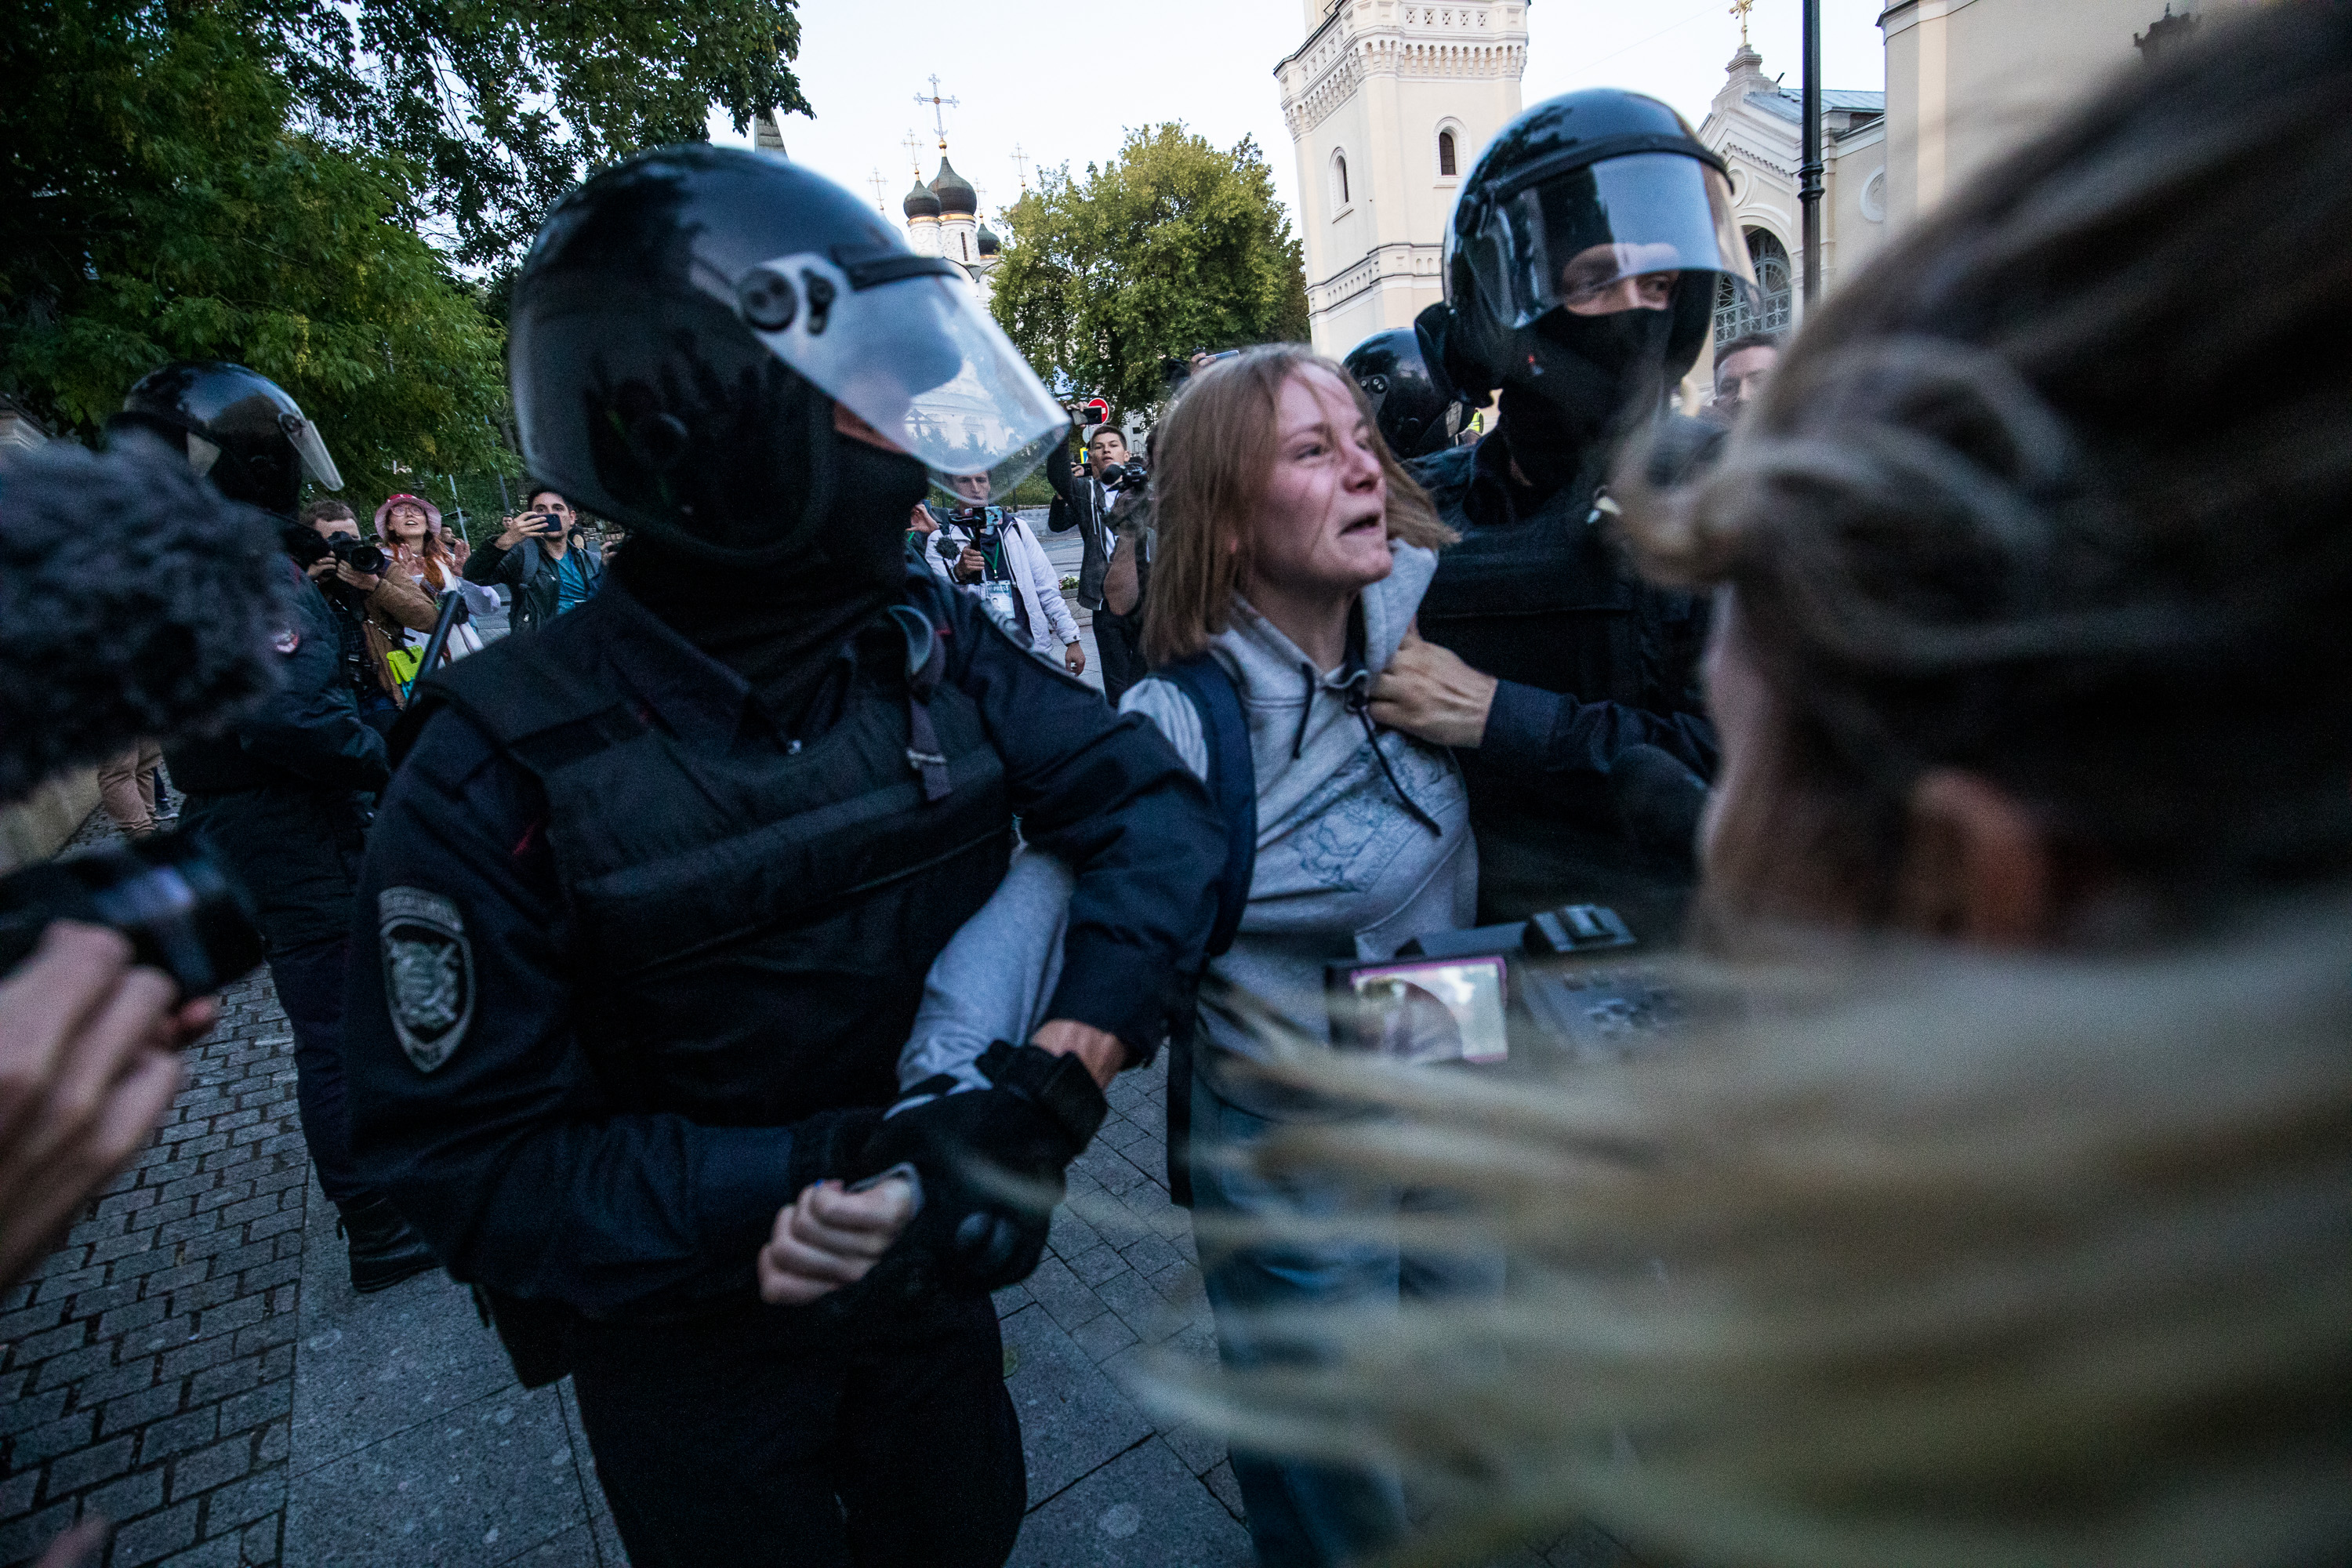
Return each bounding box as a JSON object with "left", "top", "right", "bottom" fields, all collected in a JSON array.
[
  {"left": 337, "top": 144, "right": 1224, "bottom": 1568},
  {"left": 1388, "top": 89, "right": 1756, "bottom": 938}
]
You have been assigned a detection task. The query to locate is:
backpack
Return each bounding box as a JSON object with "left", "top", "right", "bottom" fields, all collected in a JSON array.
[{"left": 1154, "top": 652, "right": 1256, "bottom": 1206}]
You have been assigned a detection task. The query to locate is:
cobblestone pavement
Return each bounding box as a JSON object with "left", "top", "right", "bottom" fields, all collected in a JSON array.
[{"left": 0, "top": 662, "right": 1635, "bottom": 1566}]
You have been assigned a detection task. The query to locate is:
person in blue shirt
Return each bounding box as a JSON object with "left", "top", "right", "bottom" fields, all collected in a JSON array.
[{"left": 463, "top": 486, "right": 604, "bottom": 634}]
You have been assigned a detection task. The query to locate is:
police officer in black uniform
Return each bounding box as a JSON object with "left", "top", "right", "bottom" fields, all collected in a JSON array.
[
  {"left": 1372, "top": 90, "right": 1759, "bottom": 936},
  {"left": 339, "top": 147, "right": 1223, "bottom": 1567},
  {"left": 1341, "top": 325, "right": 1476, "bottom": 459},
  {"left": 107, "top": 363, "right": 441, "bottom": 1292}
]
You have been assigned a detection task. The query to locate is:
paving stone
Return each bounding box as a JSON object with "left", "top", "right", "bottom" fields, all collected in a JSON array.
[
  {"left": 501, "top": 1519, "right": 601, "bottom": 1563},
  {"left": 155, "top": 1534, "right": 244, "bottom": 1568},
  {"left": 1202, "top": 1457, "right": 1247, "bottom": 1523},
  {"left": 171, "top": 1433, "right": 253, "bottom": 1498},
  {"left": 281, "top": 1386, "right": 585, "bottom": 1567},
  {"left": 998, "top": 1305, "right": 1153, "bottom": 1509},
  {"left": 1094, "top": 1267, "right": 1190, "bottom": 1345},
  {"left": 1066, "top": 1309, "right": 1139, "bottom": 1364},
  {"left": 1006, "top": 1436, "right": 1253, "bottom": 1568},
  {"left": 198, "top": 1468, "right": 285, "bottom": 1534},
  {"left": 87, "top": 1465, "right": 171, "bottom": 1529},
  {"left": 288, "top": 1194, "right": 514, "bottom": 1471},
  {"left": 113, "top": 1498, "right": 201, "bottom": 1565},
  {"left": 1063, "top": 1243, "right": 1127, "bottom": 1287},
  {"left": 1163, "top": 1419, "right": 1231, "bottom": 1478},
  {"left": 1020, "top": 1255, "right": 1108, "bottom": 1334}
]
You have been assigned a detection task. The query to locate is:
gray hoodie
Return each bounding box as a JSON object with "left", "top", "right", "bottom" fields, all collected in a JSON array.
[{"left": 1121, "top": 541, "right": 1476, "bottom": 1116}]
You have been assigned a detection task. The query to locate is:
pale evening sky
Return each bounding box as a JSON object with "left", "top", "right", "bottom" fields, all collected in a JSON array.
[{"left": 706, "top": 0, "right": 1889, "bottom": 242}]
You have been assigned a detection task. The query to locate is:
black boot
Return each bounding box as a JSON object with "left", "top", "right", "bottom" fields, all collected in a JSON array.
[{"left": 336, "top": 1195, "right": 440, "bottom": 1294}]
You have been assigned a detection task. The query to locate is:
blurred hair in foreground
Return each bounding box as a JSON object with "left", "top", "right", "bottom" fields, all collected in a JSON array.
[{"left": 1145, "top": 2, "right": 2352, "bottom": 1563}]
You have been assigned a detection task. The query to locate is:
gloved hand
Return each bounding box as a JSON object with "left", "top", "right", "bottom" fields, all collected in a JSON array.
[{"left": 851, "top": 1040, "right": 1109, "bottom": 1294}]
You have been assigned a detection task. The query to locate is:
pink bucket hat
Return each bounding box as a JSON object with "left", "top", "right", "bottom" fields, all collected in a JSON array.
[{"left": 372, "top": 492, "right": 444, "bottom": 536}]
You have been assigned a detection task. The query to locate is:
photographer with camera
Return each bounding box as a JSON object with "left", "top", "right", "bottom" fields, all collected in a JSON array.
[
  {"left": 103, "top": 361, "right": 439, "bottom": 1293},
  {"left": 931, "top": 474, "right": 1085, "bottom": 675},
  {"left": 463, "top": 487, "right": 604, "bottom": 637},
  {"left": 293, "top": 499, "right": 437, "bottom": 733},
  {"left": 1045, "top": 426, "right": 1149, "bottom": 699}
]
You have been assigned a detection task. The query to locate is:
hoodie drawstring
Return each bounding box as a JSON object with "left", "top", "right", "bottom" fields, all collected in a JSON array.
[{"left": 1339, "top": 667, "right": 1443, "bottom": 837}]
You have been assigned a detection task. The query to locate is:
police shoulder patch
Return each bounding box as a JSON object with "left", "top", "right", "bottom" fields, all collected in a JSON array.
[{"left": 378, "top": 887, "right": 474, "bottom": 1073}]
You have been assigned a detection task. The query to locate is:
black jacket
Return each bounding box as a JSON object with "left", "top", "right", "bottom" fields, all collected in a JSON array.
[
  {"left": 1043, "top": 441, "right": 1112, "bottom": 610},
  {"left": 463, "top": 535, "right": 604, "bottom": 636},
  {"left": 343, "top": 568, "right": 1222, "bottom": 1320},
  {"left": 164, "top": 557, "right": 390, "bottom": 797},
  {"left": 1409, "top": 423, "right": 1717, "bottom": 935}
]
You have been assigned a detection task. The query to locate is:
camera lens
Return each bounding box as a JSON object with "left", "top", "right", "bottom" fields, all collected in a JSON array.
[{"left": 0, "top": 833, "right": 266, "bottom": 999}]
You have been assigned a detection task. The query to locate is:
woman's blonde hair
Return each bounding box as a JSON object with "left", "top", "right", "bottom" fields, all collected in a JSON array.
[{"left": 1141, "top": 344, "right": 1455, "bottom": 668}]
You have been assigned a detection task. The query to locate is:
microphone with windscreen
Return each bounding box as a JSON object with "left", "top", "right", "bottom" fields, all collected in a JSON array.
[{"left": 1610, "top": 743, "right": 1710, "bottom": 864}]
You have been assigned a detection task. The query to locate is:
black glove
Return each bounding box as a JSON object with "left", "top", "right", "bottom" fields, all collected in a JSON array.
[
  {"left": 852, "top": 1040, "right": 1109, "bottom": 1294},
  {"left": 782, "top": 1105, "right": 885, "bottom": 1200}
]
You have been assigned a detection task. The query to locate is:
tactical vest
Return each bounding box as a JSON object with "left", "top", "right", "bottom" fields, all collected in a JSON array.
[{"left": 413, "top": 583, "right": 1012, "bottom": 1127}]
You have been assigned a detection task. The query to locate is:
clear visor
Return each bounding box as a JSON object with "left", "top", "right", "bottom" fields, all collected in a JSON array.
[
  {"left": 1457, "top": 153, "right": 1756, "bottom": 330},
  {"left": 737, "top": 253, "right": 1066, "bottom": 502},
  {"left": 279, "top": 412, "right": 343, "bottom": 492}
]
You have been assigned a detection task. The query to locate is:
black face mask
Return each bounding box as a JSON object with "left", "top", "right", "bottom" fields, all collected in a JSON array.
[
  {"left": 615, "top": 422, "right": 931, "bottom": 726},
  {"left": 1500, "top": 305, "right": 1679, "bottom": 490}
]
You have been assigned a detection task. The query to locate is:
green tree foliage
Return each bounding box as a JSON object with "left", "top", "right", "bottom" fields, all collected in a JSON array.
[
  {"left": 2, "top": 0, "right": 809, "bottom": 505},
  {"left": 991, "top": 125, "right": 1311, "bottom": 420},
  {"left": 2, "top": 2, "right": 510, "bottom": 502},
  {"left": 249, "top": 0, "right": 810, "bottom": 270}
]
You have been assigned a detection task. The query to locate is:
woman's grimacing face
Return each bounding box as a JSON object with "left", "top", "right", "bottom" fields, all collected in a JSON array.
[{"left": 1243, "top": 368, "right": 1394, "bottom": 604}]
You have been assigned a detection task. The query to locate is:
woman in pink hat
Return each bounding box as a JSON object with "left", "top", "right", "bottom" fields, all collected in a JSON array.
[{"left": 374, "top": 493, "right": 484, "bottom": 661}]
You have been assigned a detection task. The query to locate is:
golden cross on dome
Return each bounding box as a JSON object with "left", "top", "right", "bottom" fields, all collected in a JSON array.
[
  {"left": 1011, "top": 144, "right": 1033, "bottom": 192},
  {"left": 867, "top": 168, "right": 889, "bottom": 210},
  {"left": 1730, "top": 0, "right": 1755, "bottom": 47},
  {"left": 901, "top": 130, "right": 925, "bottom": 176},
  {"left": 913, "top": 74, "right": 960, "bottom": 150}
]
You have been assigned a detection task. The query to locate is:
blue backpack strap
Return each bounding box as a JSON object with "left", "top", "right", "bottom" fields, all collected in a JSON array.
[
  {"left": 1153, "top": 652, "right": 1254, "bottom": 1209},
  {"left": 1156, "top": 652, "right": 1254, "bottom": 957}
]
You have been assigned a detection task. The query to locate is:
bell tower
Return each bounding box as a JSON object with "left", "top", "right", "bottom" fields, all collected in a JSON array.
[{"left": 1276, "top": 0, "right": 1530, "bottom": 357}]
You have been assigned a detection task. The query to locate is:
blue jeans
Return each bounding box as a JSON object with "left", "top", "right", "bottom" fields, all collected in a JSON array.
[{"left": 1189, "top": 1065, "right": 1502, "bottom": 1568}]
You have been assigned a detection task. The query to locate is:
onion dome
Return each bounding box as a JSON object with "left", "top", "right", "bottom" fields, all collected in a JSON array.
[
  {"left": 902, "top": 176, "right": 940, "bottom": 220},
  {"left": 929, "top": 157, "right": 978, "bottom": 216},
  {"left": 976, "top": 223, "right": 1000, "bottom": 257}
]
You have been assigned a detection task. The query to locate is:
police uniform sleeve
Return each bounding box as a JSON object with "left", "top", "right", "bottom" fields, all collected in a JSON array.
[
  {"left": 1480, "top": 678, "right": 1719, "bottom": 784},
  {"left": 942, "top": 593, "right": 1223, "bottom": 1051},
  {"left": 342, "top": 707, "right": 851, "bottom": 1316}
]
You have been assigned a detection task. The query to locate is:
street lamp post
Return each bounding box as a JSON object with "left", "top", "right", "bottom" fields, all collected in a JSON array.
[{"left": 1799, "top": 0, "right": 1824, "bottom": 306}]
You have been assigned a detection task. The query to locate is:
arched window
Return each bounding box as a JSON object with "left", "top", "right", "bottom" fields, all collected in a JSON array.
[
  {"left": 960, "top": 233, "right": 969, "bottom": 261},
  {"left": 1714, "top": 228, "right": 1794, "bottom": 346},
  {"left": 1438, "top": 129, "right": 1457, "bottom": 178},
  {"left": 1334, "top": 151, "right": 1350, "bottom": 208}
]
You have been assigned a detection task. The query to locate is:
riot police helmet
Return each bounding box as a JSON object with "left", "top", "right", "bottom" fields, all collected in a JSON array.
[
  {"left": 1442, "top": 89, "right": 1758, "bottom": 402},
  {"left": 1341, "top": 327, "right": 1472, "bottom": 459},
  {"left": 107, "top": 363, "right": 343, "bottom": 521},
  {"left": 509, "top": 144, "right": 1065, "bottom": 565}
]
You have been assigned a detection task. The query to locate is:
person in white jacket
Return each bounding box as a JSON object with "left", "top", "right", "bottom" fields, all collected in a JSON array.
[{"left": 932, "top": 475, "right": 1086, "bottom": 675}]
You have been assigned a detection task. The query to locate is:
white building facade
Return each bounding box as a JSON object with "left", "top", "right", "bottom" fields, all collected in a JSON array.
[
  {"left": 1275, "top": 0, "right": 1528, "bottom": 358},
  {"left": 1695, "top": 44, "right": 1886, "bottom": 362}
]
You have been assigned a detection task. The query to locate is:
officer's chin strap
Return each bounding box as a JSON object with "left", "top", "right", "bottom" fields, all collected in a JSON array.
[{"left": 888, "top": 603, "right": 953, "bottom": 803}]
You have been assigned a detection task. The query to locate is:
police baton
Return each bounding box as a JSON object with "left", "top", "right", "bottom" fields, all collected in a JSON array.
[{"left": 402, "top": 585, "right": 470, "bottom": 702}]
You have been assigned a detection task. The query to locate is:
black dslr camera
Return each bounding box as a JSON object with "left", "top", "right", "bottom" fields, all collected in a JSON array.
[
  {"left": 1099, "top": 461, "right": 1146, "bottom": 492},
  {"left": 0, "top": 833, "right": 266, "bottom": 1000},
  {"left": 281, "top": 524, "right": 387, "bottom": 578}
]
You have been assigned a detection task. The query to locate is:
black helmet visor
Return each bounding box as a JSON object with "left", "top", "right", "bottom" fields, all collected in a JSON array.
[
  {"left": 1454, "top": 152, "right": 1756, "bottom": 330},
  {"left": 733, "top": 251, "right": 1066, "bottom": 502}
]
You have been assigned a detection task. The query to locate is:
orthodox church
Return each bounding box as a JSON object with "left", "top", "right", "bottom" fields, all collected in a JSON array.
[{"left": 900, "top": 158, "right": 1003, "bottom": 307}]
